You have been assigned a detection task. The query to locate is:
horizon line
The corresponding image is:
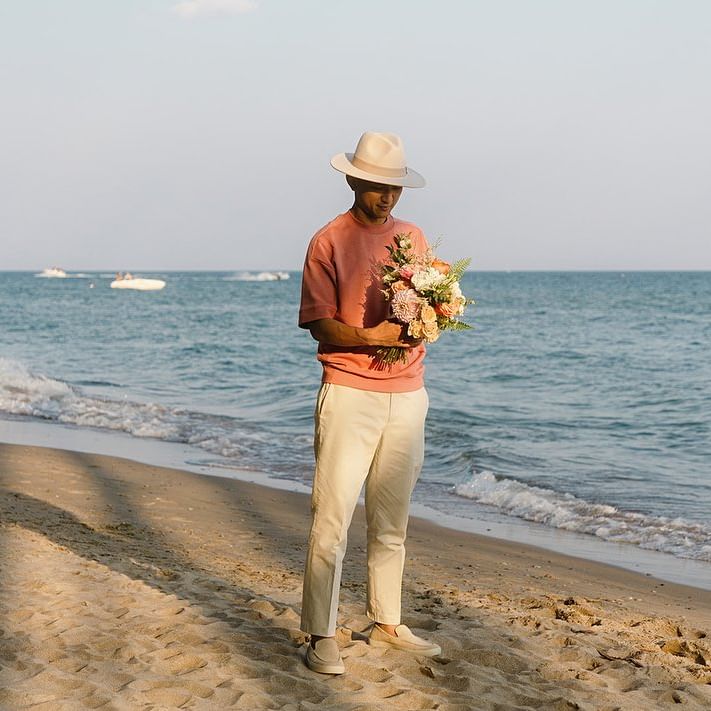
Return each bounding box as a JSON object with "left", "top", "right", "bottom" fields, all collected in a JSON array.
[{"left": 3, "top": 268, "right": 711, "bottom": 274}]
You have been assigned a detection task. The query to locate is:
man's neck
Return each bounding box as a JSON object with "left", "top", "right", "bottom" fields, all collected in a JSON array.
[{"left": 349, "top": 205, "right": 389, "bottom": 226}]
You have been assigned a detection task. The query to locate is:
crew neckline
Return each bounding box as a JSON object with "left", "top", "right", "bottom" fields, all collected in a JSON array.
[{"left": 345, "top": 210, "right": 395, "bottom": 235}]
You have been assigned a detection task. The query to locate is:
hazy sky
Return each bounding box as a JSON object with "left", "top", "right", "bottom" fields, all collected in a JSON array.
[{"left": 2, "top": 1, "right": 710, "bottom": 271}]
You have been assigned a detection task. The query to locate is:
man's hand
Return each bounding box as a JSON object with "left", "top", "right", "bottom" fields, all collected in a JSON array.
[
  {"left": 363, "top": 319, "right": 421, "bottom": 348},
  {"left": 306, "top": 318, "right": 422, "bottom": 348}
]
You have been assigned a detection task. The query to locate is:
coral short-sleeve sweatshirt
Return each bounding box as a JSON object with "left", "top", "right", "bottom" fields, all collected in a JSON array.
[{"left": 299, "top": 210, "right": 428, "bottom": 393}]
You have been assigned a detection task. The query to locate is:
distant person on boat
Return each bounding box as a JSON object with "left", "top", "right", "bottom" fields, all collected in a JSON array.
[
  {"left": 115, "top": 272, "right": 124, "bottom": 281},
  {"left": 298, "top": 132, "right": 440, "bottom": 675}
]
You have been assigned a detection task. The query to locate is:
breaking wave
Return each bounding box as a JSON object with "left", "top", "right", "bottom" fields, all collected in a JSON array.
[{"left": 454, "top": 470, "right": 711, "bottom": 561}]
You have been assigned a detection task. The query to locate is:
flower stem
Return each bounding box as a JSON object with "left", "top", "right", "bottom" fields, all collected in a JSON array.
[{"left": 374, "top": 346, "right": 409, "bottom": 366}]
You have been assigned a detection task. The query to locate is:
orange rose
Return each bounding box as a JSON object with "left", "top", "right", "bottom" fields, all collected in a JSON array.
[
  {"left": 431, "top": 258, "right": 451, "bottom": 275},
  {"left": 435, "top": 298, "right": 465, "bottom": 318},
  {"left": 391, "top": 280, "right": 410, "bottom": 293}
]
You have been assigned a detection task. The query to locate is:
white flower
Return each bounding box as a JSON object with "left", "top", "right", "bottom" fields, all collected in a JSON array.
[
  {"left": 411, "top": 267, "right": 446, "bottom": 292},
  {"left": 397, "top": 235, "right": 412, "bottom": 250}
]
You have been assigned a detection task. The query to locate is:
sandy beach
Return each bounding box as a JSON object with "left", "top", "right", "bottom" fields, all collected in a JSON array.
[{"left": 0, "top": 442, "right": 709, "bottom": 710}]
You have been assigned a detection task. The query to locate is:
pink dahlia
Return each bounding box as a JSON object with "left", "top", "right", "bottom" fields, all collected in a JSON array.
[{"left": 390, "top": 288, "right": 422, "bottom": 323}]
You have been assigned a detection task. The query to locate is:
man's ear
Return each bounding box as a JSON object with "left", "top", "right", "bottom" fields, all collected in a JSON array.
[{"left": 346, "top": 175, "right": 359, "bottom": 191}]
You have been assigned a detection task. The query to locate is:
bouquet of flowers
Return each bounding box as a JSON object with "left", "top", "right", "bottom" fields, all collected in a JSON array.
[{"left": 376, "top": 233, "right": 473, "bottom": 366}]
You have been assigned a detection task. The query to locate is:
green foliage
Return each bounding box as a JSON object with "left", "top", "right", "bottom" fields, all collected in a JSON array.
[
  {"left": 386, "top": 233, "right": 415, "bottom": 266},
  {"left": 449, "top": 257, "right": 471, "bottom": 281},
  {"left": 442, "top": 319, "right": 472, "bottom": 331}
]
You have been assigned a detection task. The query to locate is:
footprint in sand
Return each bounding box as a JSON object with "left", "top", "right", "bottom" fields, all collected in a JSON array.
[
  {"left": 140, "top": 686, "right": 193, "bottom": 707},
  {"left": 153, "top": 651, "right": 209, "bottom": 676},
  {"left": 660, "top": 638, "right": 708, "bottom": 666}
]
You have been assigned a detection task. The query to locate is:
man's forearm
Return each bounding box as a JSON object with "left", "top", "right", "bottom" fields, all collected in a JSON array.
[
  {"left": 306, "top": 319, "right": 373, "bottom": 347},
  {"left": 305, "top": 318, "right": 412, "bottom": 348}
]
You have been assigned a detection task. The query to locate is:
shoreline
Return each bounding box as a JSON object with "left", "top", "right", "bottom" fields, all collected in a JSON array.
[
  {"left": 2, "top": 415, "right": 710, "bottom": 591},
  {"left": 1, "top": 440, "right": 710, "bottom": 709}
]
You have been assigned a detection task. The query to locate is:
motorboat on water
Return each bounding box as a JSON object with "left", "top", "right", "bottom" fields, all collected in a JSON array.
[
  {"left": 250, "top": 271, "right": 290, "bottom": 281},
  {"left": 227, "top": 271, "right": 290, "bottom": 282},
  {"left": 110, "top": 273, "right": 166, "bottom": 291},
  {"left": 36, "top": 267, "right": 67, "bottom": 278}
]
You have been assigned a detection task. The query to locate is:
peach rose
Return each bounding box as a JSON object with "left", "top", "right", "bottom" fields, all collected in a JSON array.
[
  {"left": 408, "top": 320, "right": 424, "bottom": 339},
  {"left": 423, "top": 321, "right": 440, "bottom": 342},
  {"left": 420, "top": 304, "right": 437, "bottom": 324},
  {"left": 390, "top": 280, "right": 410, "bottom": 293},
  {"left": 431, "top": 258, "right": 451, "bottom": 275},
  {"left": 399, "top": 266, "right": 415, "bottom": 280}
]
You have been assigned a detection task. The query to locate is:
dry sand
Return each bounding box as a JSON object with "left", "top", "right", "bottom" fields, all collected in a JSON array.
[{"left": 0, "top": 442, "right": 709, "bottom": 710}]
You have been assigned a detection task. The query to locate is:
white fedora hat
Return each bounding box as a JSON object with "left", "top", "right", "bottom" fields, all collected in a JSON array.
[{"left": 331, "top": 131, "right": 425, "bottom": 188}]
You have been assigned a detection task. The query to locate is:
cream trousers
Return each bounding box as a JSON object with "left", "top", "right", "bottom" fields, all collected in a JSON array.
[{"left": 300, "top": 382, "right": 428, "bottom": 637}]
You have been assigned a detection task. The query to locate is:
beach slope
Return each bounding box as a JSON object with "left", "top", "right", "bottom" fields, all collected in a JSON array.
[{"left": 1, "top": 442, "right": 709, "bottom": 710}]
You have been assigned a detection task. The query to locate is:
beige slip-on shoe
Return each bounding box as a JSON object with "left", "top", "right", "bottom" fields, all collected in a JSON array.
[
  {"left": 305, "top": 637, "right": 345, "bottom": 675},
  {"left": 369, "top": 623, "right": 441, "bottom": 656}
]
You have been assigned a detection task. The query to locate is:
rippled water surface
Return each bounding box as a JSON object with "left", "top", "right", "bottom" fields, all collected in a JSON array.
[{"left": 1, "top": 270, "right": 710, "bottom": 562}]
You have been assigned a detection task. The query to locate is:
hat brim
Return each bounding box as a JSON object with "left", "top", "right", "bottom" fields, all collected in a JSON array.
[{"left": 331, "top": 153, "right": 425, "bottom": 188}]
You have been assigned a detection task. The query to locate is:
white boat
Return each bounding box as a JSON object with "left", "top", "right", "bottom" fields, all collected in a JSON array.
[
  {"left": 110, "top": 277, "right": 166, "bottom": 291},
  {"left": 36, "top": 267, "right": 67, "bottom": 278}
]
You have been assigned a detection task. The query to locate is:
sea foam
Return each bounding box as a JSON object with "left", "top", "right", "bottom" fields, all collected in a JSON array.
[
  {"left": 455, "top": 470, "right": 711, "bottom": 561},
  {"left": 0, "top": 358, "right": 259, "bottom": 461}
]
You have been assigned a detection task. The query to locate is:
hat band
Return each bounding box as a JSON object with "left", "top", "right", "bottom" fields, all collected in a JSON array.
[{"left": 351, "top": 155, "right": 407, "bottom": 178}]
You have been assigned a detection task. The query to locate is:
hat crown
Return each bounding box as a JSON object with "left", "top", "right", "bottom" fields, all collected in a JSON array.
[{"left": 353, "top": 132, "right": 407, "bottom": 172}]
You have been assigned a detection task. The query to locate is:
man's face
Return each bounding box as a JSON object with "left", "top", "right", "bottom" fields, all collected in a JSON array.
[{"left": 348, "top": 177, "right": 403, "bottom": 224}]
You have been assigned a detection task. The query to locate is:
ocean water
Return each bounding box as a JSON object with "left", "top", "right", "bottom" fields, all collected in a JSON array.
[{"left": 1, "top": 270, "right": 710, "bottom": 570}]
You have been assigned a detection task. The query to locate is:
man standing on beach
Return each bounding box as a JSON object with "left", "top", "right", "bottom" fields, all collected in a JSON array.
[{"left": 299, "top": 131, "right": 441, "bottom": 674}]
